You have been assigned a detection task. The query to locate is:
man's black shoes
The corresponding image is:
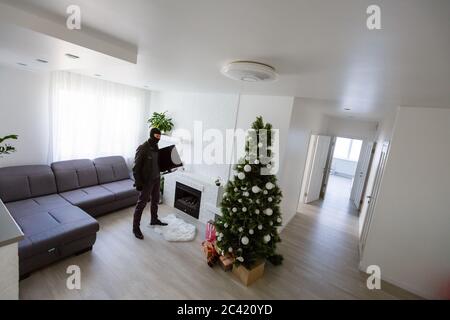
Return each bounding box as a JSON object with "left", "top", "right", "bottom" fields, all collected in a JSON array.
[
  {"left": 133, "top": 227, "right": 144, "bottom": 239},
  {"left": 150, "top": 219, "right": 168, "bottom": 226}
]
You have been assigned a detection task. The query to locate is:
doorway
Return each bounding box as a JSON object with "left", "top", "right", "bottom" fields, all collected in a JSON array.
[{"left": 299, "top": 135, "right": 375, "bottom": 214}]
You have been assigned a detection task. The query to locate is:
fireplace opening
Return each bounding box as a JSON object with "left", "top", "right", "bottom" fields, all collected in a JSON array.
[{"left": 174, "top": 182, "right": 202, "bottom": 219}]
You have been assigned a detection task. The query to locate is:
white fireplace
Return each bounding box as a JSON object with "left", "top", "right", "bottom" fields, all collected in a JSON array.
[{"left": 163, "top": 171, "right": 224, "bottom": 223}]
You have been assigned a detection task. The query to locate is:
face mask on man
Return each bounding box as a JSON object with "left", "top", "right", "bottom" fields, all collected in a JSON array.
[{"left": 149, "top": 128, "right": 161, "bottom": 144}]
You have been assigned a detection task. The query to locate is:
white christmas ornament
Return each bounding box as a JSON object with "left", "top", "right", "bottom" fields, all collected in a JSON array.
[
  {"left": 277, "top": 218, "right": 282, "bottom": 223},
  {"left": 254, "top": 159, "right": 260, "bottom": 165},
  {"left": 238, "top": 172, "right": 245, "bottom": 180},
  {"left": 242, "top": 207, "right": 247, "bottom": 212},
  {"left": 255, "top": 209, "right": 260, "bottom": 214},
  {"left": 263, "top": 190, "right": 268, "bottom": 195},
  {"left": 258, "top": 224, "right": 263, "bottom": 230},
  {"left": 252, "top": 186, "right": 261, "bottom": 193},
  {"left": 244, "top": 165, "right": 252, "bottom": 172},
  {"left": 243, "top": 191, "right": 249, "bottom": 197},
  {"left": 224, "top": 223, "right": 228, "bottom": 228},
  {"left": 265, "top": 182, "right": 274, "bottom": 190},
  {"left": 234, "top": 188, "right": 238, "bottom": 192},
  {"left": 238, "top": 227, "right": 243, "bottom": 232},
  {"left": 228, "top": 247, "right": 233, "bottom": 253},
  {"left": 241, "top": 236, "right": 249, "bottom": 245},
  {"left": 263, "top": 235, "right": 271, "bottom": 243},
  {"left": 237, "top": 257, "right": 244, "bottom": 262},
  {"left": 265, "top": 208, "right": 273, "bottom": 216},
  {"left": 232, "top": 207, "right": 237, "bottom": 213},
  {"left": 249, "top": 229, "right": 254, "bottom": 235},
  {"left": 238, "top": 199, "right": 242, "bottom": 203},
  {"left": 268, "top": 197, "right": 273, "bottom": 202},
  {"left": 256, "top": 199, "right": 260, "bottom": 204}
]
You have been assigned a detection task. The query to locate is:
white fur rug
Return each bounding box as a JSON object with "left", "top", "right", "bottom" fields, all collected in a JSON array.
[{"left": 150, "top": 214, "right": 196, "bottom": 242}]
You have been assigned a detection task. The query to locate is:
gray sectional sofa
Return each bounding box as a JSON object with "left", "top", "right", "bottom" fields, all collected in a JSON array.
[{"left": 0, "top": 156, "right": 139, "bottom": 278}]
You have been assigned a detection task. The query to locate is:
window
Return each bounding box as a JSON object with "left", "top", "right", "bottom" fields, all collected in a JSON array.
[
  {"left": 50, "top": 71, "right": 148, "bottom": 162},
  {"left": 333, "top": 137, "right": 362, "bottom": 162}
]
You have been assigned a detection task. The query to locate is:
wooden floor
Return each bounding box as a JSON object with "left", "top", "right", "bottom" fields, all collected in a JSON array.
[{"left": 19, "top": 179, "right": 420, "bottom": 299}]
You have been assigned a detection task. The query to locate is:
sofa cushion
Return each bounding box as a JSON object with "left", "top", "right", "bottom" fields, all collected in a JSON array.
[
  {"left": 6, "top": 194, "right": 73, "bottom": 218},
  {"left": 51, "top": 159, "right": 99, "bottom": 192},
  {"left": 5, "top": 199, "right": 43, "bottom": 219},
  {"left": 11, "top": 206, "right": 99, "bottom": 259},
  {"left": 60, "top": 185, "right": 115, "bottom": 209},
  {"left": 101, "top": 179, "right": 139, "bottom": 201},
  {"left": 0, "top": 165, "right": 57, "bottom": 202},
  {"left": 93, "top": 156, "right": 130, "bottom": 184}
]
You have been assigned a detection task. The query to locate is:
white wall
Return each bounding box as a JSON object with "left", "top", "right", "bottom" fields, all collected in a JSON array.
[
  {"left": 359, "top": 108, "right": 398, "bottom": 236},
  {"left": 0, "top": 65, "right": 50, "bottom": 167},
  {"left": 279, "top": 98, "right": 327, "bottom": 227},
  {"left": 361, "top": 106, "right": 450, "bottom": 299},
  {"left": 324, "top": 115, "right": 378, "bottom": 141},
  {"left": 150, "top": 91, "right": 239, "bottom": 182}
]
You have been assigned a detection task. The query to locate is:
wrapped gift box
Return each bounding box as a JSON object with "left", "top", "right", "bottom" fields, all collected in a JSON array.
[{"left": 219, "top": 255, "right": 234, "bottom": 272}]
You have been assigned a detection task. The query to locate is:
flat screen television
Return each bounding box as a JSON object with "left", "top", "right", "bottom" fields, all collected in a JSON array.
[{"left": 158, "top": 145, "right": 183, "bottom": 174}]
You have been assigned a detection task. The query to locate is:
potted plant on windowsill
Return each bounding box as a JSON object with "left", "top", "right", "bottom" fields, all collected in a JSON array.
[{"left": 0, "top": 134, "right": 18, "bottom": 157}]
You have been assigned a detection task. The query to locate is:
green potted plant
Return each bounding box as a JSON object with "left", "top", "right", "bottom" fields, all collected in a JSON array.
[
  {"left": 0, "top": 134, "right": 18, "bottom": 157},
  {"left": 147, "top": 111, "right": 174, "bottom": 135}
]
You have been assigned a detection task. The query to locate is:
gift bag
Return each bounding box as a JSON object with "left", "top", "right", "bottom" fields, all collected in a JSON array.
[
  {"left": 202, "top": 241, "right": 219, "bottom": 267},
  {"left": 205, "top": 220, "right": 216, "bottom": 242}
]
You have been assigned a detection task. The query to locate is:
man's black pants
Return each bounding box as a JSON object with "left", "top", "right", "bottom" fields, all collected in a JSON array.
[{"left": 133, "top": 177, "right": 160, "bottom": 229}]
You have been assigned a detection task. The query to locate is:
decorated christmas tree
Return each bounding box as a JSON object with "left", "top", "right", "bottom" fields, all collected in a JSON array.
[{"left": 215, "top": 116, "right": 283, "bottom": 269}]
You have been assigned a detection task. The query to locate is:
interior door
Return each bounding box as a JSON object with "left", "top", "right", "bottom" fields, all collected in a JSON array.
[
  {"left": 359, "top": 141, "right": 390, "bottom": 255},
  {"left": 305, "top": 135, "right": 331, "bottom": 203},
  {"left": 351, "top": 141, "right": 375, "bottom": 210}
]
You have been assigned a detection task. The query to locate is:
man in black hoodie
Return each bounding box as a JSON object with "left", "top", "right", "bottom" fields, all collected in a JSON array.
[{"left": 132, "top": 128, "right": 167, "bottom": 240}]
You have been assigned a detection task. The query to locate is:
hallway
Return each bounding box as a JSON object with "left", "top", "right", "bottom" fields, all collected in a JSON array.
[{"left": 296, "top": 174, "right": 418, "bottom": 298}]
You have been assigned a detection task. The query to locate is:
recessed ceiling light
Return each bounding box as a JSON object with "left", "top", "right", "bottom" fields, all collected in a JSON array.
[
  {"left": 36, "top": 59, "right": 48, "bottom": 63},
  {"left": 65, "top": 53, "right": 80, "bottom": 59},
  {"left": 17, "top": 62, "right": 27, "bottom": 66},
  {"left": 94, "top": 74, "right": 102, "bottom": 77},
  {"left": 344, "top": 108, "right": 351, "bottom": 111}
]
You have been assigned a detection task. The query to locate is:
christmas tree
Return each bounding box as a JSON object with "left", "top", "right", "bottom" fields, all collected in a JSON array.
[{"left": 215, "top": 116, "right": 283, "bottom": 269}]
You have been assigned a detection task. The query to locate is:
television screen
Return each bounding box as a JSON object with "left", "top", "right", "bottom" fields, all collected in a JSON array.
[{"left": 159, "top": 145, "right": 183, "bottom": 173}]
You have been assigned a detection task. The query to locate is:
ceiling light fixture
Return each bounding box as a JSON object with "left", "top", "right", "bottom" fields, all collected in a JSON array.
[
  {"left": 94, "top": 74, "right": 102, "bottom": 77},
  {"left": 344, "top": 108, "right": 351, "bottom": 111},
  {"left": 36, "top": 59, "right": 48, "bottom": 63},
  {"left": 17, "top": 63, "right": 27, "bottom": 66},
  {"left": 221, "top": 61, "right": 278, "bottom": 82},
  {"left": 65, "top": 53, "right": 80, "bottom": 59}
]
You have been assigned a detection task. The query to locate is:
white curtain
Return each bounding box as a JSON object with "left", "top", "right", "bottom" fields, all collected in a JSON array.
[{"left": 49, "top": 71, "right": 148, "bottom": 163}]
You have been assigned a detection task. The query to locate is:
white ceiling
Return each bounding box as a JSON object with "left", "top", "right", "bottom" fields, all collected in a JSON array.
[{"left": 0, "top": 0, "right": 449, "bottom": 120}]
